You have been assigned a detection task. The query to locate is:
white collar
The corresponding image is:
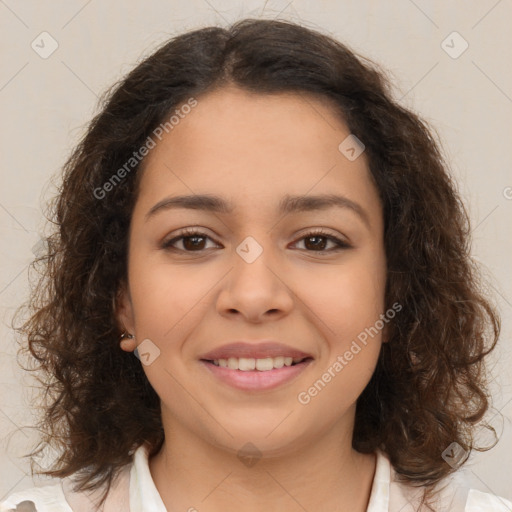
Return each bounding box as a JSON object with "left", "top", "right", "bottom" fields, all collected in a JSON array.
[
  {"left": 130, "top": 444, "right": 167, "bottom": 511},
  {"left": 130, "top": 444, "right": 392, "bottom": 512},
  {"left": 366, "top": 449, "right": 391, "bottom": 511}
]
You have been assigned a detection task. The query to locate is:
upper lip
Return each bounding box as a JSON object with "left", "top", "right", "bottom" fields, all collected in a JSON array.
[{"left": 199, "top": 341, "right": 313, "bottom": 361}]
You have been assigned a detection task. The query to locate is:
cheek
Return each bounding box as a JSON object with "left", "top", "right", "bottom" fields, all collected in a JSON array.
[
  {"left": 295, "top": 263, "right": 386, "bottom": 412},
  {"left": 129, "top": 242, "right": 386, "bottom": 339},
  {"left": 300, "top": 256, "right": 386, "bottom": 337},
  {"left": 128, "top": 251, "right": 212, "bottom": 334}
]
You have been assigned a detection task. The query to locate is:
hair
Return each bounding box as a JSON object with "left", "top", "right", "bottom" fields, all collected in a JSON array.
[{"left": 13, "top": 17, "right": 500, "bottom": 510}]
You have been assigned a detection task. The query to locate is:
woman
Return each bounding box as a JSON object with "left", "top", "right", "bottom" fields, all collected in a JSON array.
[{"left": 2, "top": 18, "right": 510, "bottom": 512}]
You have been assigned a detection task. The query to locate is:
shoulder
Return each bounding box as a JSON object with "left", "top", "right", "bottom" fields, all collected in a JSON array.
[
  {"left": 385, "top": 453, "right": 512, "bottom": 512},
  {"left": 0, "top": 482, "right": 72, "bottom": 512},
  {"left": 1, "top": 450, "right": 135, "bottom": 512},
  {"left": 1, "top": 463, "right": 132, "bottom": 512},
  {"left": 433, "top": 469, "right": 512, "bottom": 511},
  {"left": 465, "top": 488, "right": 512, "bottom": 511}
]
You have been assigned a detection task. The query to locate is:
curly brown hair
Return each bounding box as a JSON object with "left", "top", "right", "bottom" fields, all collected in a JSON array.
[{"left": 13, "top": 17, "right": 500, "bottom": 510}]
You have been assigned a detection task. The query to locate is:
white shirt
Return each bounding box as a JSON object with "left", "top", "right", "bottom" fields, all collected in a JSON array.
[{"left": 1, "top": 444, "right": 511, "bottom": 511}]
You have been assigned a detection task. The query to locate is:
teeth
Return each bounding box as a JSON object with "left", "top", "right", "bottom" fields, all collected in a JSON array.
[
  {"left": 213, "top": 356, "right": 304, "bottom": 371},
  {"left": 272, "top": 356, "right": 284, "bottom": 369},
  {"left": 238, "top": 357, "right": 255, "bottom": 371},
  {"left": 256, "top": 358, "right": 275, "bottom": 371}
]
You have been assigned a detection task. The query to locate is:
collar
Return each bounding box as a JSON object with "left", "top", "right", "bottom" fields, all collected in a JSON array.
[
  {"left": 130, "top": 444, "right": 167, "bottom": 511},
  {"left": 366, "top": 449, "right": 391, "bottom": 511},
  {"left": 130, "top": 444, "right": 392, "bottom": 512}
]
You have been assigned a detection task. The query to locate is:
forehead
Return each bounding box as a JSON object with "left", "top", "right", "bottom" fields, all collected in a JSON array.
[
  {"left": 135, "top": 86, "right": 381, "bottom": 227},
  {"left": 155, "top": 85, "right": 349, "bottom": 160}
]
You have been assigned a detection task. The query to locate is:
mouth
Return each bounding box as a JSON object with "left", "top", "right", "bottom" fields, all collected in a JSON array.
[
  {"left": 201, "top": 356, "right": 314, "bottom": 371},
  {"left": 199, "top": 356, "right": 314, "bottom": 391}
]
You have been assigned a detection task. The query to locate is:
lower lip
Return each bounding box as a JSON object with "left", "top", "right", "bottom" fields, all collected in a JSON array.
[{"left": 200, "top": 359, "right": 313, "bottom": 391}]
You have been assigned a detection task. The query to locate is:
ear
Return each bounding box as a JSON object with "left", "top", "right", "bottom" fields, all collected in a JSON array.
[{"left": 115, "top": 280, "right": 135, "bottom": 335}]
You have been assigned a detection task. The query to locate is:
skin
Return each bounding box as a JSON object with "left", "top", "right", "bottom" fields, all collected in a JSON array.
[{"left": 116, "top": 85, "right": 387, "bottom": 512}]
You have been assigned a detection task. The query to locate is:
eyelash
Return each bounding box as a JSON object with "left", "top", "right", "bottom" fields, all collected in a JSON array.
[{"left": 161, "top": 228, "right": 351, "bottom": 254}]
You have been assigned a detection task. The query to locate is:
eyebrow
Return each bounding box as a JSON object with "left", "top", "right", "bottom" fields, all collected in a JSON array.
[{"left": 145, "top": 193, "right": 371, "bottom": 228}]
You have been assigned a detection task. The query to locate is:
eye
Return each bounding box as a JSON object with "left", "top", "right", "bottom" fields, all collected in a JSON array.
[
  {"left": 161, "top": 228, "right": 351, "bottom": 253},
  {"left": 292, "top": 229, "right": 351, "bottom": 252},
  {"left": 161, "top": 228, "right": 219, "bottom": 252}
]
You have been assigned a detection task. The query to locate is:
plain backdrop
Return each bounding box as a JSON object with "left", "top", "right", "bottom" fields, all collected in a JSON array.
[{"left": 1, "top": 0, "right": 511, "bottom": 503}]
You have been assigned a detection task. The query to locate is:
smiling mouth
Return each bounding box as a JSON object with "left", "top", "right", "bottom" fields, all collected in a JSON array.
[{"left": 201, "top": 356, "right": 313, "bottom": 371}]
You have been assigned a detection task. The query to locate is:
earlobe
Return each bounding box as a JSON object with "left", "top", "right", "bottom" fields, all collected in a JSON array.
[{"left": 120, "top": 332, "right": 137, "bottom": 352}]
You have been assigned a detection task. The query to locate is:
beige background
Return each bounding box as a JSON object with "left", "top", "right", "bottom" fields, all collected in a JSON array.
[{"left": 1, "top": 0, "right": 511, "bottom": 503}]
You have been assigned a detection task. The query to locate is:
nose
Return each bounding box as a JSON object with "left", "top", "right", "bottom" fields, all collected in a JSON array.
[{"left": 215, "top": 240, "right": 294, "bottom": 323}]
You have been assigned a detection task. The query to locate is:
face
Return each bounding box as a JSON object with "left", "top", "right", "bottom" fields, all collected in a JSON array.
[{"left": 117, "top": 85, "right": 387, "bottom": 457}]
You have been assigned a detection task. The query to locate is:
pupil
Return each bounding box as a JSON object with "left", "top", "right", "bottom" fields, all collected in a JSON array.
[
  {"left": 184, "top": 236, "right": 204, "bottom": 250},
  {"left": 306, "top": 236, "right": 326, "bottom": 250}
]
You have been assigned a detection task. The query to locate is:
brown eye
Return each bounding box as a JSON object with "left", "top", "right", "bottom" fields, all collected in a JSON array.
[
  {"left": 293, "top": 230, "right": 351, "bottom": 252},
  {"left": 161, "top": 229, "right": 219, "bottom": 252},
  {"left": 162, "top": 228, "right": 350, "bottom": 254}
]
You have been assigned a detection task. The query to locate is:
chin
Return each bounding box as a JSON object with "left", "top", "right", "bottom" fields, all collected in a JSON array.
[{"left": 208, "top": 417, "right": 312, "bottom": 456}]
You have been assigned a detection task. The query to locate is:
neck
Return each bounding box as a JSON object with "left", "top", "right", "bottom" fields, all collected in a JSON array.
[{"left": 149, "top": 415, "right": 377, "bottom": 512}]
